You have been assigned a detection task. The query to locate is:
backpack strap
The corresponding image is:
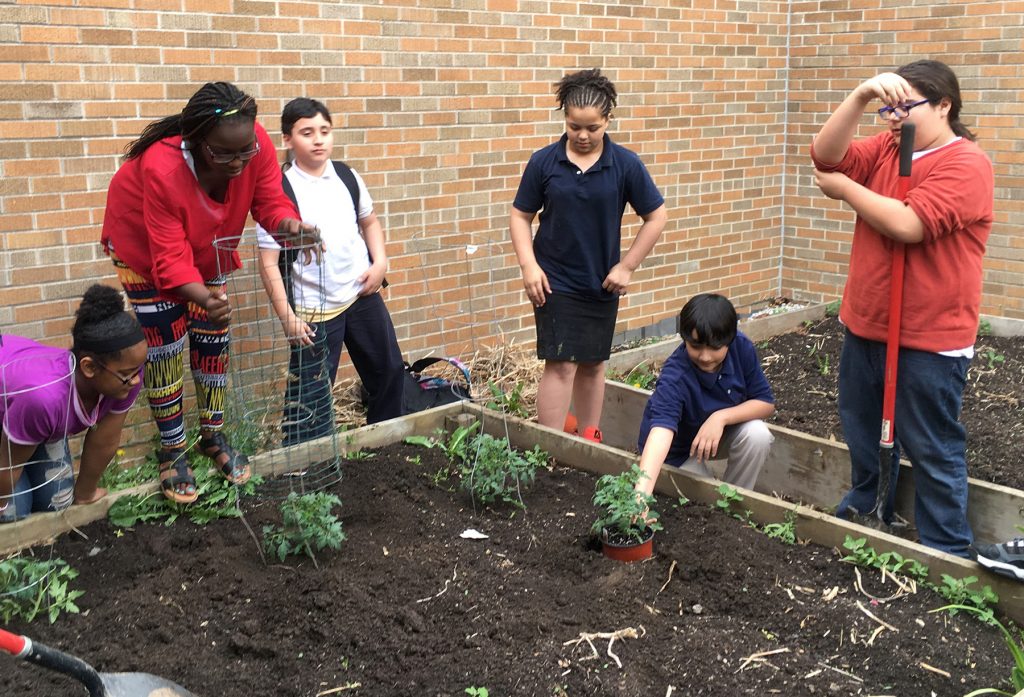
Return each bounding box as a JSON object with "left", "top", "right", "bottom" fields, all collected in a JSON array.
[
  {"left": 408, "top": 357, "right": 471, "bottom": 396},
  {"left": 331, "top": 161, "right": 360, "bottom": 226},
  {"left": 278, "top": 169, "right": 301, "bottom": 308}
]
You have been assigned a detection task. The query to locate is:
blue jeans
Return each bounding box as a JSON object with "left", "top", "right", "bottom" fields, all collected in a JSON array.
[
  {"left": 836, "top": 329, "right": 972, "bottom": 557},
  {"left": 0, "top": 440, "right": 75, "bottom": 523},
  {"left": 283, "top": 293, "right": 404, "bottom": 445}
]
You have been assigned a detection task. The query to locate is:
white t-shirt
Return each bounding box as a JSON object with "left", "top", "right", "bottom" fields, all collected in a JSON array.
[{"left": 256, "top": 162, "right": 374, "bottom": 311}]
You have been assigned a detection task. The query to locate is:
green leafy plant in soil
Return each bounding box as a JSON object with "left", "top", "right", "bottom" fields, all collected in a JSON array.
[
  {"left": 0, "top": 556, "right": 84, "bottom": 624},
  {"left": 485, "top": 379, "right": 529, "bottom": 418},
  {"left": 591, "top": 463, "right": 662, "bottom": 544},
  {"left": 262, "top": 492, "right": 346, "bottom": 562},
  {"left": 762, "top": 508, "right": 798, "bottom": 545},
  {"left": 715, "top": 483, "right": 753, "bottom": 525},
  {"left": 458, "top": 433, "right": 548, "bottom": 509},
  {"left": 607, "top": 362, "right": 659, "bottom": 390},
  {"left": 933, "top": 604, "right": 1024, "bottom": 697},
  {"left": 841, "top": 536, "right": 997, "bottom": 621}
]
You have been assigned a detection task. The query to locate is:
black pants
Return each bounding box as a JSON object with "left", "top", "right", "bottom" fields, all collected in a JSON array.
[{"left": 283, "top": 293, "right": 404, "bottom": 445}]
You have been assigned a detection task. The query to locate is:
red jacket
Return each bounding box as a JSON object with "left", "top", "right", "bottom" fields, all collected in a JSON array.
[
  {"left": 811, "top": 132, "right": 993, "bottom": 352},
  {"left": 102, "top": 122, "right": 298, "bottom": 292}
]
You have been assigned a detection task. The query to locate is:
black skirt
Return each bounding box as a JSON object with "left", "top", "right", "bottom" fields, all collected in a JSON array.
[{"left": 534, "top": 292, "right": 619, "bottom": 363}]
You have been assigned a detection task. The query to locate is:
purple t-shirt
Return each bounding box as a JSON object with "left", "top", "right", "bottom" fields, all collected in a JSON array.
[{"left": 0, "top": 336, "right": 142, "bottom": 446}]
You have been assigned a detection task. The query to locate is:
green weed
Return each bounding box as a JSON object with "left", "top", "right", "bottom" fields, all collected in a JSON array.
[
  {"left": 762, "top": 509, "right": 798, "bottom": 545},
  {"left": 0, "top": 556, "right": 84, "bottom": 624},
  {"left": 486, "top": 380, "right": 528, "bottom": 418},
  {"left": 825, "top": 299, "right": 841, "bottom": 317},
  {"left": 715, "top": 483, "right": 753, "bottom": 524},
  {"left": 981, "top": 348, "right": 1005, "bottom": 370},
  {"left": 465, "top": 688, "right": 490, "bottom": 697},
  {"left": 978, "top": 318, "right": 993, "bottom": 337},
  {"left": 262, "top": 492, "right": 346, "bottom": 562}
]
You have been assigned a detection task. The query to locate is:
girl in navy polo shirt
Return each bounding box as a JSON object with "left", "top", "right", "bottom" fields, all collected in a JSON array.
[
  {"left": 635, "top": 294, "right": 775, "bottom": 498},
  {"left": 510, "top": 68, "right": 667, "bottom": 442}
]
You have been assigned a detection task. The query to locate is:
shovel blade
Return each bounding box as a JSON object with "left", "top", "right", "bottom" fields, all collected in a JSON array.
[{"left": 101, "top": 672, "right": 198, "bottom": 697}]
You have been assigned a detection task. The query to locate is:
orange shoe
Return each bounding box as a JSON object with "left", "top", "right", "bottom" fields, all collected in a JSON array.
[
  {"left": 564, "top": 412, "right": 578, "bottom": 434},
  {"left": 581, "top": 426, "right": 603, "bottom": 443}
]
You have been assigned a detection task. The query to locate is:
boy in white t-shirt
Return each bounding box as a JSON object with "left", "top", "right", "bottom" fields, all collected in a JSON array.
[{"left": 257, "top": 98, "right": 404, "bottom": 443}]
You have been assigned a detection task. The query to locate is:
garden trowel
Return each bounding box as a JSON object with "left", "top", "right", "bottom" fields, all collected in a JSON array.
[{"left": 0, "top": 627, "right": 197, "bottom": 697}]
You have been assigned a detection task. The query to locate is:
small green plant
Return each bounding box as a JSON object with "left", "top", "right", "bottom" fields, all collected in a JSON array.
[
  {"left": 825, "top": 299, "right": 841, "bottom": 317},
  {"left": 262, "top": 492, "right": 346, "bottom": 562},
  {"left": 981, "top": 348, "right": 1006, "bottom": 370},
  {"left": 0, "top": 556, "right": 84, "bottom": 624},
  {"left": 591, "top": 464, "right": 663, "bottom": 544},
  {"left": 345, "top": 449, "right": 375, "bottom": 461},
  {"left": 620, "top": 362, "right": 658, "bottom": 390},
  {"left": 406, "top": 422, "right": 480, "bottom": 463},
  {"left": 465, "top": 688, "right": 490, "bottom": 697},
  {"left": 936, "top": 574, "right": 998, "bottom": 619},
  {"left": 108, "top": 466, "right": 261, "bottom": 527},
  {"left": 460, "top": 433, "right": 548, "bottom": 508},
  {"left": 978, "top": 318, "right": 993, "bottom": 337},
  {"left": 815, "top": 353, "right": 830, "bottom": 376},
  {"left": 486, "top": 380, "right": 528, "bottom": 418},
  {"left": 934, "top": 604, "right": 1024, "bottom": 696},
  {"left": 715, "top": 483, "right": 752, "bottom": 524},
  {"left": 97, "top": 448, "right": 157, "bottom": 492},
  {"left": 762, "top": 508, "right": 797, "bottom": 545},
  {"left": 841, "top": 536, "right": 929, "bottom": 582}
]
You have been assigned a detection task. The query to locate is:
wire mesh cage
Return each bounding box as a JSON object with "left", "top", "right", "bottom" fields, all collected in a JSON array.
[{"left": 214, "top": 233, "right": 343, "bottom": 498}]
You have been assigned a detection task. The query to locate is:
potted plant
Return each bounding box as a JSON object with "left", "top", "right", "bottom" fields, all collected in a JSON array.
[{"left": 591, "top": 464, "right": 663, "bottom": 562}]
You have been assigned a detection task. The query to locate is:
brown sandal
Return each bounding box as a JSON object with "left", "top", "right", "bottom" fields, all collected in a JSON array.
[
  {"left": 198, "top": 432, "right": 251, "bottom": 485},
  {"left": 158, "top": 447, "right": 198, "bottom": 504}
]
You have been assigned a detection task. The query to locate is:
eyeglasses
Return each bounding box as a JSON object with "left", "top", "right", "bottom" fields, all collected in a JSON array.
[
  {"left": 96, "top": 361, "right": 144, "bottom": 386},
  {"left": 877, "top": 99, "right": 931, "bottom": 120},
  {"left": 203, "top": 140, "right": 260, "bottom": 164}
]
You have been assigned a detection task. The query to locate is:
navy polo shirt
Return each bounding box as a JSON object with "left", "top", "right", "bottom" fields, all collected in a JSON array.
[
  {"left": 512, "top": 133, "right": 664, "bottom": 300},
  {"left": 638, "top": 332, "right": 775, "bottom": 465}
]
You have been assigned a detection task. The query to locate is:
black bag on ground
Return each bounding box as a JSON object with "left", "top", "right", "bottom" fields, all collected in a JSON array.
[{"left": 361, "top": 356, "right": 472, "bottom": 415}]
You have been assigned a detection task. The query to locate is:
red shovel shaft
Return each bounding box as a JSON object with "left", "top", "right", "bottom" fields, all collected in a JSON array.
[{"left": 879, "top": 122, "right": 916, "bottom": 449}]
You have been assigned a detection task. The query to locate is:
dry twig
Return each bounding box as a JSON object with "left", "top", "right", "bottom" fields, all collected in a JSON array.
[
  {"left": 736, "top": 647, "right": 790, "bottom": 672},
  {"left": 563, "top": 626, "right": 646, "bottom": 669}
]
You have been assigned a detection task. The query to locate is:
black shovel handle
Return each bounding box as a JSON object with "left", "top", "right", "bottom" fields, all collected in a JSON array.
[{"left": 0, "top": 627, "right": 105, "bottom": 696}]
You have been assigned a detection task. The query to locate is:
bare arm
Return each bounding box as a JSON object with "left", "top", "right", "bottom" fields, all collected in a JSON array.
[
  {"left": 75, "top": 409, "right": 130, "bottom": 505},
  {"left": 814, "top": 172, "right": 925, "bottom": 243},
  {"left": 257, "top": 247, "right": 313, "bottom": 347},
  {"left": 604, "top": 204, "right": 668, "bottom": 295},
  {"left": 635, "top": 426, "right": 675, "bottom": 497},
  {"left": 356, "top": 211, "right": 388, "bottom": 296},
  {"left": 509, "top": 207, "right": 550, "bottom": 307}
]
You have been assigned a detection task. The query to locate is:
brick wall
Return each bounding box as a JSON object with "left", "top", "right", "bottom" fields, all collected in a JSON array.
[
  {"left": 2, "top": 0, "right": 1023, "bottom": 455},
  {"left": 785, "top": 0, "right": 1024, "bottom": 318}
]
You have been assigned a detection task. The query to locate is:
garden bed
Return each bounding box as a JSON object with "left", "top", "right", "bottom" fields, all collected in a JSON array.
[
  {"left": 1, "top": 440, "right": 1014, "bottom": 697},
  {"left": 759, "top": 316, "right": 1024, "bottom": 491}
]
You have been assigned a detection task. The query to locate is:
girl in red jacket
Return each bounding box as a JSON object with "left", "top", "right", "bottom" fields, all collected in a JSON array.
[
  {"left": 102, "top": 82, "right": 316, "bottom": 504},
  {"left": 811, "top": 60, "right": 993, "bottom": 558}
]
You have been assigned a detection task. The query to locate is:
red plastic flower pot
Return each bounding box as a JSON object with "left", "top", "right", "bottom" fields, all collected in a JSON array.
[{"left": 600, "top": 528, "right": 655, "bottom": 563}]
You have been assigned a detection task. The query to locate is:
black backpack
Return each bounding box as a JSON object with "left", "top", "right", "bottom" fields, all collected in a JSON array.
[
  {"left": 360, "top": 356, "right": 472, "bottom": 415},
  {"left": 277, "top": 161, "right": 386, "bottom": 305}
]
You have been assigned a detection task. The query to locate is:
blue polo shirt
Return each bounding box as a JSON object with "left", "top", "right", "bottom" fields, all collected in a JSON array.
[
  {"left": 638, "top": 332, "right": 775, "bottom": 465},
  {"left": 512, "top": 133, "right": 664, "bottom": 300}
]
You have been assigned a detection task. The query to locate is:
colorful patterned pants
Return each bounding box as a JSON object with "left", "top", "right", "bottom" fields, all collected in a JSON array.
[{"left": 112, "top": 254, "right": 229, "bottom": 449}]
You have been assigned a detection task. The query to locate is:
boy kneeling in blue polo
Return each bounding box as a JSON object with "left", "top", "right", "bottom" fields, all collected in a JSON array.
[{"left": 635, "top": 294, "right": 775, "bottom": 499}]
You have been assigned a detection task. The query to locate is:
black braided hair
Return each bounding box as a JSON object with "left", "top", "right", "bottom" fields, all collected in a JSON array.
[
  {"left": 555, "top": 68, "right": 618, "bottom": 118},
  {"left": 896, "top": 60, "right": 976, "bottom": 142},
  {"left": 123, "top": 82, "right": 258, "bottom": 160},
  {"left": 71, "top": 285, "right": 144, "bottom": 360}
]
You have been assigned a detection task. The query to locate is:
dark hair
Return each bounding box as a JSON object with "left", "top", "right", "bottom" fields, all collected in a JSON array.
[
  {"left": 678, "top": 294, "right": 737, "bottom": 349},
  {"left": 555, "top": 68, "right": 617, "bottom": 118},
  {"left": 71, "top": 285, "right": 144, "bottom": 360},
  {"left": 123, "top": 82, "right": 258, "bottom": 160},
  {"left": 897, "top": 59, "right": 975, "bottom": 142},
  {"left": 281, "top": 97, "right": 332, "bottom": 136}
]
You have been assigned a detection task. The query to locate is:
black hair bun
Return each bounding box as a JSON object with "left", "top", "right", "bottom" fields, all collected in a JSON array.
[{"left": 76, "top": 284, "right": 127, "bottom": 325}]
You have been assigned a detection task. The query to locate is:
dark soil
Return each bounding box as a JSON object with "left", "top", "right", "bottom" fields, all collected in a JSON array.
[
  {"left": 2, "top": 442, "right": 1014, "bottom": 697},
  {"left": 758, "top": 316, "right": 1024, "bottom": 491}
]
